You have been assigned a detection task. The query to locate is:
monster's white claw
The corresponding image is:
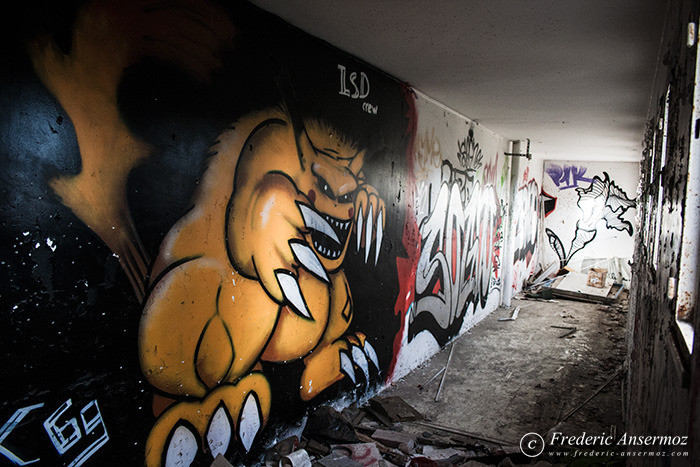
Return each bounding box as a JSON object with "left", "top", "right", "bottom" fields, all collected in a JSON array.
[
  {"left": 363, "top": 340, "right": 380, "bottom": 371},
  {"left": 276, "top": 271, "right": 313, "bottom": 320},
  {"left": 356, "top": 206, "right": 364, "bottom": 252},
  {"left": 207, "top": 406, "right": 232, "bottom": 459},
  {"left": 339, "top": 351, "right": 356, "bottom": 384},
  {"left": 375, "top": 208, "right": 384, "bottom": 266},
  {"left": 239, "top": 392, "right": 262, "bottom": 452},
  {"left": 299, "top": 204, "right": 340, "bottom": 244},
  {"left": 351, "top": 345, "right": 370, "bottom": 382},
  {"left": 365, "top": 204, "right": 373, "bottom": 263},
  {"left": 165, "top": 425, "right": 198, "bottom": 467},
  {"left": 290, "top": 242, "right": 329, "bottom": 283}
]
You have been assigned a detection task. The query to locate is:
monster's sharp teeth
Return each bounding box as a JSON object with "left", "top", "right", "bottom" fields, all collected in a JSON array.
[
  {"left": 356, "top": 207, "right": 363, "bottom": 252},
  {"left": 166, "top": 425, "right": 198, "bottom": 466},
  {"left": 375, "top": 209, "right": 384, "bottom": 265},
  {"left": 207, "top": 406, "right": 232, "bottom": 458},
  {"left": 276, "top": 272, "right": 313, "bottom": 320},
  {"left": 290, "top": 242, "right": 329, "bottom": 283},
  {"left": 339, "top": 351, "right": 356, "bottom": 384},
  {"left": 351, "top": 346, "right": 370, "bottom": 382},
  {"left": 239, "top": 392, "right": 262, "bottom": 452},
  {"left": 365, "top": 205, "right": 373, "bottom": 263},
  {"left": 299, "top": 204, "right": 340, "bottom": 244},
  {"left": 363, "top": 340, "right": 380, "bottom": 370}
]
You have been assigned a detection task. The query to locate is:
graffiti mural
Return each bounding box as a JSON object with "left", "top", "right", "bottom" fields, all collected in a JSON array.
[
  {"left": 545, "top": 171, "right": 637, "bottom": 268},
  {"left": 415, "top": 127, "right": 442, "bottom": 180},
  {"left": 512, "top": 178, "right": 540, "bottom": 267},
  {"left": 1, "top": 0, "right": 408, "bottom": 465},
  {"left": 402, "top": 121, "right": 505, "bottom": 348},
  {"left": 140, "top": 110, "right": 391, "bottom": 465},
  {"left": 541, "top": 190, "right": 557, "bottom": 217},
  {"left": 0, "top": 0, "right": 548, "bottom": 463},
  {"left": 545, "top": 163, "right": 593, "bottom": 190},
  {"left": 0, "top": 399, "right": 108, "bottom": 467}
]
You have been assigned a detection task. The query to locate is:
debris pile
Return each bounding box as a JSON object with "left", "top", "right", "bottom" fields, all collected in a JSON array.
[
  {"left": 522, "top": 262, "right": 626, "bottom": 305},
  {"left": 210, "top": 396, "right": 548, "bottom": 466}
]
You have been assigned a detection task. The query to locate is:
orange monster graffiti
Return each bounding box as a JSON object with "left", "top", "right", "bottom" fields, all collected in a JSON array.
[
  {"left": 27, "top": 0, "right": 386, "bottom": 464},
  {"left": 140, "top": 110, "right": 385, "bottom": 464}
]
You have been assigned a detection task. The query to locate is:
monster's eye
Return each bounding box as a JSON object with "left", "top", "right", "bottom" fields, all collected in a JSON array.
[
  {"left": 317, "top": 176, "right": 334, "bottom": 198},
  {"left": 337, "top": 192, "right": 354, "bottom": 204}
]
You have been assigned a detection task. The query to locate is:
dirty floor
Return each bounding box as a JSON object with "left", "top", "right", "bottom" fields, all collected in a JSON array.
[{"left": 382, "top": 294, "right": 628, "bottom": 447}]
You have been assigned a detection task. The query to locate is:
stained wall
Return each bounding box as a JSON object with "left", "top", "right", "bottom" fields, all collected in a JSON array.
[
  {"left": 626, "top": 0, "right": 700, "bottom": 462},
  {"left": 0, "top": 1, "right": 543, "bottom": 465}
]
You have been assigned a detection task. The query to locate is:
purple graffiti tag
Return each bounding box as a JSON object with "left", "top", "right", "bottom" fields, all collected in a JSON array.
[{"left": 545, "top": 164, "right": 593, "bottom": 190}]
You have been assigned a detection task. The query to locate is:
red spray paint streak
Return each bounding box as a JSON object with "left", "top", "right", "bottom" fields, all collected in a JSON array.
[{"left": 388, "top": 85, "right": 420, "bottom": 381}]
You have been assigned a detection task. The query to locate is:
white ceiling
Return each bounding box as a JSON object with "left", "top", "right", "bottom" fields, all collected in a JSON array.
[{"left": 248, "top": 0, "right": 667, "bottom": 162}]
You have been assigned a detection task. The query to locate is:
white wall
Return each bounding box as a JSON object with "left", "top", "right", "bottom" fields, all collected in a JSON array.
[
  {"left": 541, "top": 160, "right": 639, "bottom": 283},
  {"left": 392, "top": 91, "right": 544, "bottom": 378}
]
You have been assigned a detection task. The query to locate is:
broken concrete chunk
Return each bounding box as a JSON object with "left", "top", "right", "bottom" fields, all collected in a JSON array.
[
  {"left": 314, "top": 452, "right": 363, "bottom": 467},
  {"left": 340, "top": 405, "right": 366, "bottom": 425},
  {"left": 304, "top": 406, "right": 359, "bottom": 443},
  {"left": 210, "top": 453, "right": 234, "bottom": 467},
  {"left": 406, "top": 458, "right": 436, "bottom": 466},
  {"left": 356, "top": 433, "right": 410, "bottom": 466},
  {"left": 362, "top": 404, "right": 394, "bottom": 428},
  {"left": 368, "top": 396, "right": 423, "bottom": 423},
  {"left": 370, "top": 429, "right": 416, "bottom": 450},
  {"left": 305, "top": 438, "right": 331, "bottom": 457},
  {"left": 422, "top": 445, "right": 467, "bottom": 460},
  {"left": 330, "top": 443, "right": 383, "bottom": 466}
]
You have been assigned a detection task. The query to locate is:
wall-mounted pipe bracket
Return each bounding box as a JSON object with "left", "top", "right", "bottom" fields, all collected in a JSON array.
[{"left": 504, "top": 138, "right": 532, "bottom": 160}]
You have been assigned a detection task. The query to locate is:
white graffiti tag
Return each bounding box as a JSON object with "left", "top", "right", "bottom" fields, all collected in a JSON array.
[
  {"left": 0, "top": 399, "right": 108, "bottom": 467},
  {"left": 411, "top": 181, "right": 502, "bottom": 334}
]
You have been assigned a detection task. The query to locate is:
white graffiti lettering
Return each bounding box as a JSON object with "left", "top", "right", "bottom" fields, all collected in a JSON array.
[
  {"left": 411, "top": 181, "right": 502, "bottom": 334},
  {"left": 0, "top": 399, "right": 108, "bottom": 467},
  {"left": 512, "top": 179, "right": 539, "bottom": 267},
  {"left": 362, "top": 101, "right": 378, "bottom": 114},
  {"left": 337, "top": 64, "right": 370, "bottom": 99},
  {"left": 0, "top": 403, "right": 44, "bottom": 466}
]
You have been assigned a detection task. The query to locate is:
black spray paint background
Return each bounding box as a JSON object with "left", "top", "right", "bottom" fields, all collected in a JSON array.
[{"left": 0, "top": 1, "right": 409, "bottom": 464}]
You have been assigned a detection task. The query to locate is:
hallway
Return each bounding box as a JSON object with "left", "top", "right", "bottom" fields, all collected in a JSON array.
[
  {"left": 3, "top": 1, "right": 698, "bottom": 465},
  {"left": 383, "top": 294, "right": 627, "bottom": 448}
]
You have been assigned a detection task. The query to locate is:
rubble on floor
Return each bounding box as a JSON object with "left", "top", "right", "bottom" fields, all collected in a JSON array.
[
  {"left": 523, "top": 264, "right": 626, "bottom": 305},
  {"left": 221, "top": 396, "right": 561, "bottom": 467}
]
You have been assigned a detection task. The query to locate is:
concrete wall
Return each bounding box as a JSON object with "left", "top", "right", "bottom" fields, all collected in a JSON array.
[
  {"left": 627, "top": 0, "right": 700, "bottom": 463},
  {"left": 392, "top": 92, "right": 512, "bottom": 377},
  {"left": 0, "top": 1, "right": 542, "bottom": 465},
  {"left": 542, "top": 160, "right": 639, "bottom": 283},
  {"left": 508, "top": 148, "right": 544, "bottom": 303}
]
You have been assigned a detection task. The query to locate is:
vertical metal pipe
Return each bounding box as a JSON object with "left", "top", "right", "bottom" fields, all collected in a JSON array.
[{"left": 502, "top": 140, "right": 520, "bottom": 308}]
